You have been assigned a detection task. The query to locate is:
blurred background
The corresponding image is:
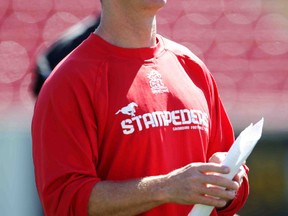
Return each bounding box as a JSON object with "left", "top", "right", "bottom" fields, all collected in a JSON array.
[{"left": 0, "top": 0, "right": 287, "bottom": 215}]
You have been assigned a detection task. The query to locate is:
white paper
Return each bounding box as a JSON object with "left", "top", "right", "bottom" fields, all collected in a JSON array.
[{"left": 188, "top": 118, "right": 264, "bottom": 216}]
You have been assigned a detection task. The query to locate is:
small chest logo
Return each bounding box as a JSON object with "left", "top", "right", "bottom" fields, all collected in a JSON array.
[
  {"left": 115, "top": 102, "right": 138, "bottom": 117},
  {"left": 147, "top": 69, "right": 169, "bottom": 94}
]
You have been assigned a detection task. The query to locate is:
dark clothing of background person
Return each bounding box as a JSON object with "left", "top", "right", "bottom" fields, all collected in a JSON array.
[{"left": 32, "top": 15, "right": 101, "bottom": 96}]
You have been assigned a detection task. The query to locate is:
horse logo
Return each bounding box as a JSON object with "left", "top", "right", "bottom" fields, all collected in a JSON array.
[{"left": 115, "top": 102, "right": 138, "bottom": 117}]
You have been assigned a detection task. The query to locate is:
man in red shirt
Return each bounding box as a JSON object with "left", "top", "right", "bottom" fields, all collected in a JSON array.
[{"left": 32, "top": 0, "right": 249, "bottom": 215}]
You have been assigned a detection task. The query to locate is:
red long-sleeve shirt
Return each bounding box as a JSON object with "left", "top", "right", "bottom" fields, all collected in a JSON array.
[{"left": 32, "top": 34, "right": 249, "bottom": 216}]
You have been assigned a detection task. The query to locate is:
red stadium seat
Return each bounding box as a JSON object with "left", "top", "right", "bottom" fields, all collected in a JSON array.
[{"left": 0, "top": 0, "right": 287, "bottom": 131}]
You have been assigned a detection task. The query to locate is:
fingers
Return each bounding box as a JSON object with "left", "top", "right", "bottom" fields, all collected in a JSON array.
[
  {"left": 209, "top": 152, "right": 227, "bottom": 164},
  {"left": 197, "top": 163, "right": 230, "bottom": 175},
  {"left": 233, "top": 165, "right": 246, "bottom": 186},
  {"left": 165, "top": 162, "right": 242, "bottom": 207},
  {"left": 204, "top": 174, "right": 239, "bottom": 191},
  {"left": 204, "top": 183, "right": 236, "bottom": 199},
  {"left": 192, "top": 193, "right": 228, "bottom": 208},
  {"left": 191, "top": 185, "right": 236, "bottom": 208},
  {"left": 192, "top": 163, "right": 239, "bottom": 190}
]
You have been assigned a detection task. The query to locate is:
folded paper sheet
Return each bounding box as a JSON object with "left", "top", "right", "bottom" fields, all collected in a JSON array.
[{"left": 188, "top": 118, "right": 264, "bottom": 216}]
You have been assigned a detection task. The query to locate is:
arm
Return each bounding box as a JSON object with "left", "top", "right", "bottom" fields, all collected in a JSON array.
[
  {"left": 204, "top": 74, "right": 250, "bottom": 215},
  {"left": 88, "top": 163, "right": 239, "bottom": 216},
  {"left": 178, "top": 56, "right": 250, "bottom": 214},
  {"left": 209, "top": 153, "right": 249, "bottom": 212}
]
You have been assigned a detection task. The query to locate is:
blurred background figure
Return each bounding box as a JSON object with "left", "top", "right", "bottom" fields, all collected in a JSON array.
[
  {"left": 0, "top": 0, "right": 288, "bottom": 215},
  {"left": 32, "top": 15, "right": 100, "bottom": 96},
  {"left": 0, "top": 6, "right": 101, "bottom": 215}
]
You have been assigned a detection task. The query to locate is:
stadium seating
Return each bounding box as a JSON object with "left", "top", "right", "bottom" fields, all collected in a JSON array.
[{"left": 0, "top": 0, "right": 287, "bottom": 132}]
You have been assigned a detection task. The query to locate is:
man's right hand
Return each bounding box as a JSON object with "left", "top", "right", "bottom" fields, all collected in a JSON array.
[{"left": 162, "top": 162, "right": 239, "bottom": 208}]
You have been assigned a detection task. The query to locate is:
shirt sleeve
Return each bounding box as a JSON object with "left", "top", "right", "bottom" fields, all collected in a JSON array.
[
  {"left": 217, "top": 167, "right": 249, "bottom": 216},
  {"left": 32, "top": 60, "right": 101, "bottom": 216},
  {"left": 174, "top": 50, "right": 250, "bottom": 215},
  {"left": 204, "top": 68, "right": 250, "bottom": 215}
]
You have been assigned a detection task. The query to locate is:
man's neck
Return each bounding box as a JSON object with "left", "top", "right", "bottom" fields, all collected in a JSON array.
[{"left": 94, "top": 3, "right": 159, "bottom": 48}]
